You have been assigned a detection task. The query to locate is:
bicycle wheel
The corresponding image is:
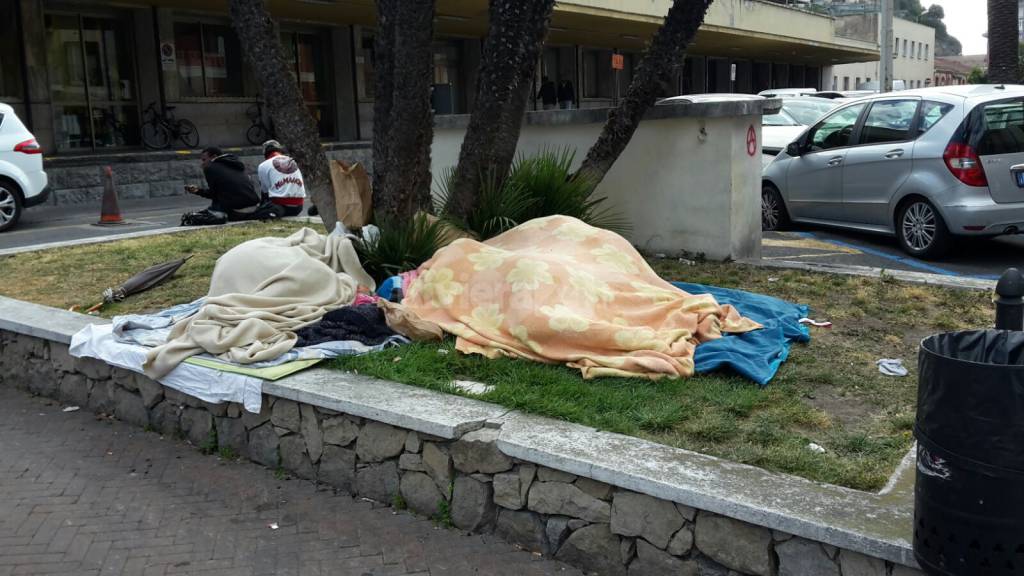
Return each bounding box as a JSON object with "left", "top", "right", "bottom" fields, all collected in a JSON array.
[
  {"left": 141, "top": 121, "right": 170, "bottom": 149},
  {"left": 246, "top": 123, "right": 268, "bottom": 146},
  {"left": 176, "top": 119, "right": 200, "bottom": 149}
]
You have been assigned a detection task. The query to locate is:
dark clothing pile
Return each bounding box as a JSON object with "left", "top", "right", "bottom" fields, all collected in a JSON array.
[
  {"left": 197, "top": 154, "right": 261, "bottom": 217},
  {"left": 294, "top": 304, "right": 399, "bottom": 348}
]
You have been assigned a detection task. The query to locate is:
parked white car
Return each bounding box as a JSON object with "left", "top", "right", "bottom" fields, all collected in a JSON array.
[{"left": 0, "top": 103, "right": 47, "bottom": 232}]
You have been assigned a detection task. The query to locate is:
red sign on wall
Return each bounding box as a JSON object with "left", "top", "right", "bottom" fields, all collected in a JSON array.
[{"left": 611, "top": 54, "right": 625, "bottom": 70}]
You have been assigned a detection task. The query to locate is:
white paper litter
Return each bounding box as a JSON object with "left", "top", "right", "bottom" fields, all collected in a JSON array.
[
  {"left": 62, "top": 406, "right": 80, "bottom": 412},
  {"left": 876, "top": 358, "right": 908, "bottom": 377},
  {"left": 453, "top": 380, "right": 494, "bottom": 396},
  {"left": 807, "top": 442, "right": 826, "bottom": 454}
]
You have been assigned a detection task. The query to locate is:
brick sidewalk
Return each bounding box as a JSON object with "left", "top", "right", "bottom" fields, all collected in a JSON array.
[{"left": 0, "top": 387, "right": 580, "bottom": 576}]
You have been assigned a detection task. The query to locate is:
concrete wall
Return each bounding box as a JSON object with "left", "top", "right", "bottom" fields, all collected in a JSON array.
[
  {"left": 0, "top": 325, "right": 926, "bottom": 576},
  {"left": 42, "top": 144, "right": 371, "bottom": 206},
  {"left": 432, "top": 110, "right": 763, "bottom": 261}
]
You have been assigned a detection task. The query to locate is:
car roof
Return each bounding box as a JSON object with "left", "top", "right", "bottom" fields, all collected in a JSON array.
[
  {"left": 0, "top": 103, "right": 13, "bottom": 114},
  {"left": 871, "top": 84, "right": 1024, "bottom": 103}
]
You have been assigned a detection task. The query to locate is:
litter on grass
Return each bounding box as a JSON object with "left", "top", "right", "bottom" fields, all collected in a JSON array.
[{"left": 876, "top": 358, "right": 908, "bottom": 377}]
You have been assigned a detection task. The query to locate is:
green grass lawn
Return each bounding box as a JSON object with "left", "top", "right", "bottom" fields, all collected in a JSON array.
[
  {"left": 0, "top": 225, "right": 994, "bottom": 491},
  {"left": 333, "top": 259, "right": 993, "bottom": 491},
  {"left": 0, "top": 221, "right": 310, "bottom": 314}
]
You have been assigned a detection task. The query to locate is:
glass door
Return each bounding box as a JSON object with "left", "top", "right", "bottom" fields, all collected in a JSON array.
[{"left": 46, "top": 11, "right": 139, "bottom": 152}]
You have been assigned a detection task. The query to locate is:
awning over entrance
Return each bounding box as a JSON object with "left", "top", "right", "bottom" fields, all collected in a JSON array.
[{"left": 119, "top": 0, "right": 879, "bottom": 66}]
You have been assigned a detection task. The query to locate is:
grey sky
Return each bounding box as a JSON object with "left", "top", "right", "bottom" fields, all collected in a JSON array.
[{"left": 926, "top": 0, "right": 988, "bottom": 55}]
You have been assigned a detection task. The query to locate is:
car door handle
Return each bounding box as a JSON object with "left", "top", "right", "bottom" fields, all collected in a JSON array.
[
  {"left": 827, "top": 156, "right": 843, "bottom": 167},
  {"left": 884, "top": 149, "right": 905, "bottom": 159}
]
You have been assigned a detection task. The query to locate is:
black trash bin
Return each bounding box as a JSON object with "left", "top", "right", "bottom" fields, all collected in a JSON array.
[{"left": 915, "top": 330, "right": 1024, "bottom": 576}]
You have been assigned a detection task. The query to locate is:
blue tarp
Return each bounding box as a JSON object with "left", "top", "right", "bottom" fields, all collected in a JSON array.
[{"left": 672, "top": 282, "right": 811, "bottom": 386}]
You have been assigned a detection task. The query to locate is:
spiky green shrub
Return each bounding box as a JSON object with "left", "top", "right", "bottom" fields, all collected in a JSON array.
[
  {"left": 435, "top": 147, "right": 630, "bottom": 241},
  {"left": 354, "top": 213, "right": 449, "bottom": 284}
]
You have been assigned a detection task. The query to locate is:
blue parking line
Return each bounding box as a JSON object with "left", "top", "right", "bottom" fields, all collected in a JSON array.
[{"left": 792, "top": 231, "right": 1000, "bottom": 280}]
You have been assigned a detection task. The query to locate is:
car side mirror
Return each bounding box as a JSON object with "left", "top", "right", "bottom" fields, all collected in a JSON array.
[{"left": 785, "top": 142, "right": 802, "bottom": 157}]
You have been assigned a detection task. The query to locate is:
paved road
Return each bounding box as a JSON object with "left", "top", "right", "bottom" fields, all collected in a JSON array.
[
  {"left": 762, "top": 226, "right": 1024, "bottom": 280},
  {"left": 0, "top": 196, "right": 209, "bottom": 252},
  {"left": 0, "top": 386, "right": 578, "bottom": 576}
]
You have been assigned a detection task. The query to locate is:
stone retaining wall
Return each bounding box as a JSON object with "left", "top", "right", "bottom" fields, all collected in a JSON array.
[
  {"left": 0, "top": 329, "right": 924, "bottom": 576},
  {"left": 42, "top": 144, "right": 371, "bottom": 206}
]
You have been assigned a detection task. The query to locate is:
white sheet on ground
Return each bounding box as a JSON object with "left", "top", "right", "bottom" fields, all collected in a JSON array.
[{"left": 70, "top": 323, "right": 265, "bottom": 413}]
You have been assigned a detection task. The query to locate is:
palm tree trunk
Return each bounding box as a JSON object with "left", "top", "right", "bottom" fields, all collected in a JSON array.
[
  {"left": 445, "top": 0, "right": 555, "bottom": 221},
  {"left": 576, "top": 0, "right": 714, "bottom": 188},
  {"left": 228, "top": 0, "right": 337, "bottom": 230},
  {"left": 371, "top": 0, "right": 436, "bottom": 222},
  {"left": 988, "top": 0, "right": 1020, "bottom": 84}
]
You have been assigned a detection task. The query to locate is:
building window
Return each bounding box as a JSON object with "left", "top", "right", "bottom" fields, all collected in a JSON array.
[
  {"left": 431, "top": 41, "right": 463, "bottom": 114},
  {"left": 833, "top": 75, "right": 838, "bottom": 90},
  {"left": 866, "top": 77, "right": 872, "bottom": 84},
  {"left": 925, "top": 44, "right": 930, "bottom": 60},
  {"left": 355, "top": 27, "right": 374, "bottom": 101},
  {"left": 0, "top": 2, "right": 24, "bottom": 102},
  {"left": 174, "top": 21, "right": 249, "bottom": 97},
  {"left": 918, "top": 43, "right": 923, "bottom": 59},
  {"left": 281, "top": 31, "right": 333, "bottom": 137},
  {"left": 855, "top": 77, "right": 861, "bottom": 89},
  {"left": 843, "top": 76, "right": 850, "bottom": 90},
  {"left": 582, "top": 48, "right": 615, "bottom": 99},
  {"left": 903, "top": 39, "right": 908, "bottom": 57},
  {"left": 894, "top": 37, "right": 899, "bottom": 57},
  {"left": 911, "top": 41, "right": 915, "bottom": 59},
  {"left": 46, "top": 12, "right": 139, "bottom": 151}
]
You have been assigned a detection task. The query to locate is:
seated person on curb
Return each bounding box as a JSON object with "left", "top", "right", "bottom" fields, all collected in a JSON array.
[
  {"left": 185, "top": 147, "right": 261, "bottom": 221},
  {"left": 258, "top": 140, "right": 307, "bottom": 217}
]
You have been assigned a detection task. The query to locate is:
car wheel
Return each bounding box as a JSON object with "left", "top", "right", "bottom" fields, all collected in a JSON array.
[
  {"left": 762, "top": 184, "right": 790, "bottom": 231},
  {"left": 0, "top": 180, "right": 23, "bottom": 233},
  {"left": 897, "top": 199, "right": 950, "bottom": 259}
]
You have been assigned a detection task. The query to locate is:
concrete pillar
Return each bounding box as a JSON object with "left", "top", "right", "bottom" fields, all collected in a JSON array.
[
  {"left": 155, "top": 7, "right": 178, "bottom": 102},
  {"left": 330, "top": 26, "right": 358, "bottom": 142},
  {"left": 133, "top": 7, "right": 162, "bottom": 115},
  {"left": 19, "top": 0, "right": 52, "bottom": 149}
]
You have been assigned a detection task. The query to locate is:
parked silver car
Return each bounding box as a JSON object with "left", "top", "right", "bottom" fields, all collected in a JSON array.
[{"left": 762, "top": 85, "right": 1024, "bottom": 258}]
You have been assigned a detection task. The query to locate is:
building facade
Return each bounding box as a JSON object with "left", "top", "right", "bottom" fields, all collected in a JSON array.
[
  {"left": 831, "top": 17, "right": 935, "bottom": 91},
  {"left": 2, "top": 0, "right": 877, "bottom": 157},
  {"left": 933, "top": 57, "right": 972, "bottom": 86}
]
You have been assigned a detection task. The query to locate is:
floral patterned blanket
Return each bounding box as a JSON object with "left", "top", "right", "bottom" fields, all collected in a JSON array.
[{"left": 403, "top": 216, "right": 761, "bottom": 379}]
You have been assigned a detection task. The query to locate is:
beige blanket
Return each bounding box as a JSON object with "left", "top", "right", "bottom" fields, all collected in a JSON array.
[{"left": 144, "top": 228, "right": 374, "bottom": 379}]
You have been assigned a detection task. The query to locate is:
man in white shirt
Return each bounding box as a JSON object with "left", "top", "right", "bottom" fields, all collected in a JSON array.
[{"left": 257, "top": 140, "right": 307, "bottom": 217}]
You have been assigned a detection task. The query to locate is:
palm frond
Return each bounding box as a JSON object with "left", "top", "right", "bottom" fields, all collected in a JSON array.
[{"left": 354, "top": 213, "right": 448, "bottom": 284}]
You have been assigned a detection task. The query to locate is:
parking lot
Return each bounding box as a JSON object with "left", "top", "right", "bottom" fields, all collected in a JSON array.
[{"left": 763, "top": 227, "right": 1024, "bottom": 280}]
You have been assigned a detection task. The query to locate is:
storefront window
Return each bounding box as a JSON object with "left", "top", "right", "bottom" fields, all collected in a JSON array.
[
  {"left": 582, "top": 48, "right": 614, "bottom": 99},
  {"left": 174, "top": 21, "right": 248, "bottom": 97},
  {"left": 431, "top": 41, "right": 461, "bottom": 115},
  {"left": 46, "top": 11, "right": 138, "bottom": 151},
  {"left": 0, "top": 2, "right": 25, "bottom": 101},
  {"left": 356, "top": 28, "right": 375, "bottom": 101},
  {"left": 281, "top": 31, "right": 334, "bottom": 137}
]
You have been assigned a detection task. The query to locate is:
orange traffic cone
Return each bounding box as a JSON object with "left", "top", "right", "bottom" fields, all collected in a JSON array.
[{"left": 96, "top": 166, "right": 125, "bottom": 226}]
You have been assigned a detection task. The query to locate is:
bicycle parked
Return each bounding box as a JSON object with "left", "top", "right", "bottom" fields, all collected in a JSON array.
[
  {"left": 141, "top": 102, "right": 200, "bottom": 150},
  {"left": 245, "top": 100, "right": 274, "bottom": 145}
]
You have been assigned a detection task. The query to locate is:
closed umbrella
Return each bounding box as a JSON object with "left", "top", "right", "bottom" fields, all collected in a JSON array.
[{"left": 84, "top": 256, "right": 192, "bottom": 313}]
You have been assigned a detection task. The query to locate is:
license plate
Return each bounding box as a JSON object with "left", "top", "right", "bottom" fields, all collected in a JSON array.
[{"left": 1016, "top": 171, "right": 1024, "bottom": 187}]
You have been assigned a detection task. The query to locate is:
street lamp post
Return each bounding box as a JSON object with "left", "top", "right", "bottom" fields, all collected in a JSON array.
[{"left": 880, "top": 0, "right": 894, "bottom": 92}]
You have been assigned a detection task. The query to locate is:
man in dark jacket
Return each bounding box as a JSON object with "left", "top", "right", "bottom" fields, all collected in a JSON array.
[{"left": 185, "top": 147, "right": 261, "bottom": 220}]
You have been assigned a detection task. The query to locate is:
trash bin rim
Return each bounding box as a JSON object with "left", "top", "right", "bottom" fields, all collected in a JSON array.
[{"left": 920, "top": 329, "right": 1024, "bottom": 370}]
